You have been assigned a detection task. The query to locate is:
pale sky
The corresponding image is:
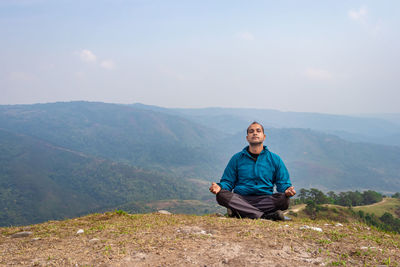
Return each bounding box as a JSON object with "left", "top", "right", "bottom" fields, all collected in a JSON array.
[{"left": 1, "top": 0, "right": 399, "bottom": 114}]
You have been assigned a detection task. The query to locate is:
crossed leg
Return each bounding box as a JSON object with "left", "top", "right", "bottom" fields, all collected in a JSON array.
[{"left": 216, "top": 190, "right": 290, "bottom": 219}]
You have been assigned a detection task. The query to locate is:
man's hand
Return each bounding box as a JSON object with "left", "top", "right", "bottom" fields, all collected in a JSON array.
[
  {"left": 285, "top": 186, "right": 296, "bottom": 197},
  {"left": 209, "top": 182, "right": 221, "bottom": 194}
]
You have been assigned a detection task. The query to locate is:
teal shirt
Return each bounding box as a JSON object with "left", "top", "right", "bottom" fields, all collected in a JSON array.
[{"left": 218, "top": 146, "right": 292, "bottom": 195}]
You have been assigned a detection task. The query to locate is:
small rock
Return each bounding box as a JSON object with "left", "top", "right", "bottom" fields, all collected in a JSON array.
[
  {"left": 178, "top": 226, "right": 211, "bottom": 235},
  {"left": 76, "top": 229, "right": 84, "bottom": 234},
  {"left": 361, "top": 246, "right": 376, "bottom": 250},
  {"left": 89, "top": 238, "right": 100, "bottom": 243},
  {"left": 335, "top": 223, "right": 343, "bottom": 227},
  {"left": 311, "top": 227, "right": 323, "bottom": 232},
  {"left": 299, "top": 225, "right": 323, "bottom": 232},
  {"left": 157, "top": 210, "right": 172, "bottom": 215},
  {"left": 32, "top": 237, "right": 41, "bottom": 241},
  {"left": 11, "top": 231, "right": 33, "bottom": 238}
]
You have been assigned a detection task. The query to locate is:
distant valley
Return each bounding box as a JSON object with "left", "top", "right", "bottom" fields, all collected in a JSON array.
[{"left": 1, "top": 101, "right": 400, "bottom": 226}]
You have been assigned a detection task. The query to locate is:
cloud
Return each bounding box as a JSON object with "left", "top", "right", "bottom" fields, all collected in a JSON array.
[
  {"left": 100, "top": 60, "right": 116, "bottom": 70},
  {"left": 305, "top": 68, "right": 333, "bottom": 81},
  {"left": 79, "top": 49, "right": 97, "bottom": 63},
  {"left": 348, "top": 7, "right": 367, "bottom": 23},
  {"left": 235, "top": 32, "right": 255, "bottom": 41},
  {"left": 77, "top": 49, "right": 116, "bottom": 70}
]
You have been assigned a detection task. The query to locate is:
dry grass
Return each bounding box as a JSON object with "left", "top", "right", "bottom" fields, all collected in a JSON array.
[{"left": 1, "top": 212, "right": 399, "bottom": 266}]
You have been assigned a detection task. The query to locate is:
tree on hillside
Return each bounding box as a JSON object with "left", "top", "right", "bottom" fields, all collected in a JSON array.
[
  {"left": 297, "top": 188, "right": 309, "bottom": 203},
  {"left": 362, "top": 190, "right": 383, "bottom": 205},
  {"left": 327, "top": 191, "right": 338, "bottom": 204},
  {"left": 293, "top": 188, "right": 384, "bottom": 207},
  {"left": 392, "top": 192, "right": 400, "bottom": 198},
  {"left": 336, "top": 192, "right": 352, "bottom": 207},
  {"left": 309, "top": 188, "right": 329, "bottom": 204}
]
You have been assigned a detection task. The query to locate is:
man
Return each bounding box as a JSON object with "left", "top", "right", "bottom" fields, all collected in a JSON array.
[{"left": 209, "top": 122, "right": 296, "bottom": 220}]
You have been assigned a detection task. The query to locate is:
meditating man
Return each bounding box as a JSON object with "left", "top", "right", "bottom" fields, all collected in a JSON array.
[{"left": 209, "top": 122, "right": 296, "bottom": 220}]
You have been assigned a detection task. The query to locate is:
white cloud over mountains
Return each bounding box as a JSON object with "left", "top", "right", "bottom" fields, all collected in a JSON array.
[
  {"left": 79, "top": 49, "right": 97, "bottom": 63},
  {"left": 78, "top": 49, "right": 115, "bottom": 70}
]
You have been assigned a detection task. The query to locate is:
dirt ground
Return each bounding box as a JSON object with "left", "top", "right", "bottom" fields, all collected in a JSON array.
[{"left": 1, "top": 212, "right": 399, "bottom": 266}]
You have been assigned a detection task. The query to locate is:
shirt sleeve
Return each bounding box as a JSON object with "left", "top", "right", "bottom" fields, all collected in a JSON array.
[
  {"left": 217, "top": 155, "right": 238, "bottom": 191},
  {"left": 273, "top": 155, "right": 292, "bottom": 193}
]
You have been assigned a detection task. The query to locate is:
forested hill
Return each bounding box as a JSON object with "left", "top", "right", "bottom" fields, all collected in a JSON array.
[
  {"left": 0, "top": 102, "right": 225, "bottom": 178},
  {"left": 0, "top": 129, "right": 205, "bottom": 226},
  {"left": 1, "top": 101, "right": 400, "bottom": 226}
]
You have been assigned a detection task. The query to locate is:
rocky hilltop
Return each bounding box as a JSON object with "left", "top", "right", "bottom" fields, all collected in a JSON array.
[{"left": 1, "top": 211, "right": 399, "bottom": 266}]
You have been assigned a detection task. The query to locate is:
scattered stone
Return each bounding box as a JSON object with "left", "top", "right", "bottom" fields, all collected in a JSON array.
[
  {"left": 157, "top": 210, "right": 172, "bottom": 215},
  {"left": 32, "top": 237, "right": 41, "bottom": 241},
  {"left": 11, "top": 231, "right": 33, "bottom": 238},
  {"left": 76, "top": 229, "right": 84, "bottom": 234},
  {"left": 178, "top": 226, "right": 212, "bottom": 235},
  {"left": 335, "top": 223, "right": 343, "bottom": 227},
  {"left": 89, "top": 238, "right": 100, "bottom": 243},
  {"left": 283, "top": 216, "right": 292, "bottom": 221},
  {"left": 361, "top": 246, "right": 376, "bottom": 250},
  {"left": 299, "top": 225, "right": 323, "bottom": 232}
]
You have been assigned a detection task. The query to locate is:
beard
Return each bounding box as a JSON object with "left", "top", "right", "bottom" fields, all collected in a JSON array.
[{"left": 248, "top": 140, "right": 263, "bottom": 146}]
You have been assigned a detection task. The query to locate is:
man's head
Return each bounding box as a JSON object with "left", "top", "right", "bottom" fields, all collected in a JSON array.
[{"left": 246, "top": 121, "right": 266, "bottom": 146}]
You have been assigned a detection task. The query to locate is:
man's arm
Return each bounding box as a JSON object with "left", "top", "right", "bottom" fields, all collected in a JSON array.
[
  {"left": 209, "top": 154, "right": 238, "bottom": 194},
  {"left": 273, "top": 154, "right": 294, "bottom": 195}
]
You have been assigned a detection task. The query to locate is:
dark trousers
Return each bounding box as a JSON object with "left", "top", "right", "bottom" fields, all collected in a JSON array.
[{"left": 216, "top": 190, "right": 290, "bottom": 219}]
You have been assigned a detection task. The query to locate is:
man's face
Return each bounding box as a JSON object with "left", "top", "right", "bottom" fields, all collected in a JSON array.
[{"left": 246, "top": 123, "right": 266, "bottom": 145}]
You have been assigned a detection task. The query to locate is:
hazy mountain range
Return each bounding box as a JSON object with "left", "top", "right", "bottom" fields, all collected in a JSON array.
[
  {"left": 1, "top": 101, "right": 400, "bottom": 226},
  {"left": 132, "top": 103, "right": 400, "bottom": 147}
]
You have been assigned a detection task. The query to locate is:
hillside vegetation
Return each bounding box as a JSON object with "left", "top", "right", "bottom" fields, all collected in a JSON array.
[
  {"left": 353, "top": 198, "right": 400, "bottom": 218},
  {"left": 2, "top": 101, "right": 400, "bottom": 226},
  {"left": 1, "top": 212, "right": 399, "bottom": 266},
  {"left": 0, "top": 129, "right": 207, "bottom": 226}
]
